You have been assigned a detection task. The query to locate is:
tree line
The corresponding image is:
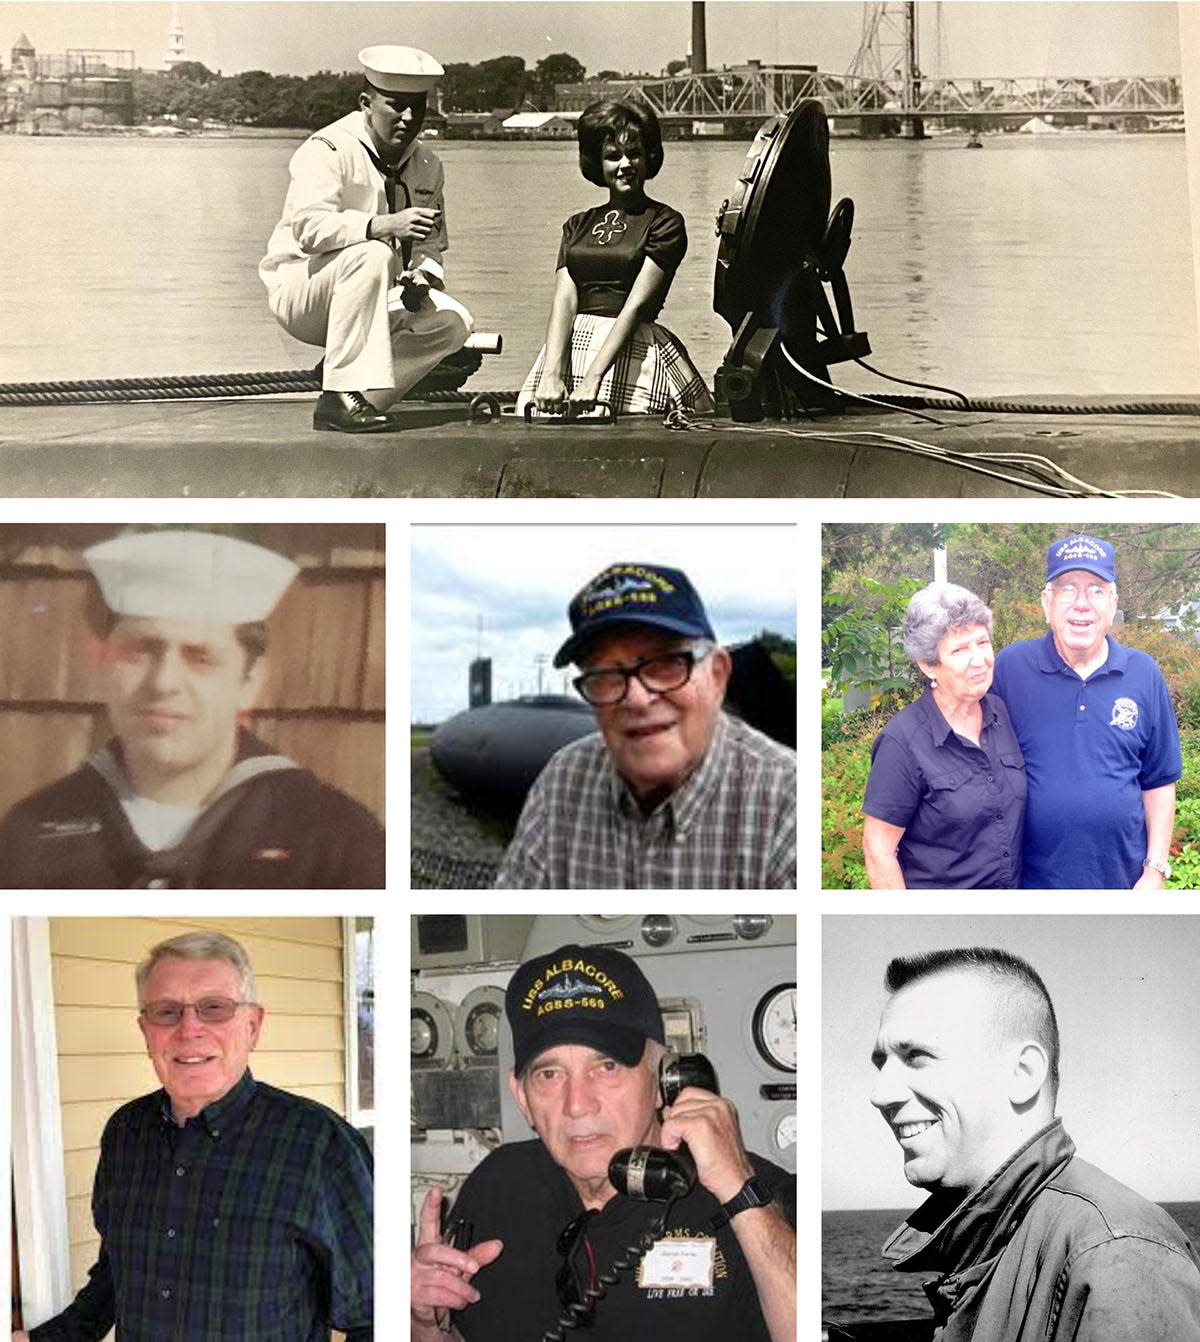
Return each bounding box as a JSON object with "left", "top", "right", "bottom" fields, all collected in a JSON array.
[{"left": 133, "top": 52, "right": 594, "bottom": 128}]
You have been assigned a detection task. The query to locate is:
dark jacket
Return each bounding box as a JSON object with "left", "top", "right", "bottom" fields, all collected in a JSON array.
[
  {"left": 0, "top": 730, "right": 384, "bottom": 888},
  {"left": 884, "top": 1120, "right": 1200, "bottom": 1341}
]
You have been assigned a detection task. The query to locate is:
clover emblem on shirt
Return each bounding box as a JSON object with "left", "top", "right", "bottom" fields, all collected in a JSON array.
[{"left": 591, "top": 210, "right": 627, "bottom": 246}]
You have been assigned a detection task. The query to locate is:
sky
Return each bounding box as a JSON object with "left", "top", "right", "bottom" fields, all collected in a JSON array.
[
  {"left": 2, "top": 2, "right": 1183, "bottom": 80},
  {"left": 823, "top": 913, "right": 1200, "bottom": 1210},
  {"left": 409, "top": 523, "right": 797, "bottom": 722}
]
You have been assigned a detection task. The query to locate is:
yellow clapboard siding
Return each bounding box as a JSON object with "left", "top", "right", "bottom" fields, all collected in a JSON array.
[
  {"left": 58, "top": 1053, "right": 157, "bottom": 1105},
  {"left": 68, "top": 1193, "right": 96, "bottom": 1247},
  {"left": 259, "top": 1013, "right": 345, "bottom": 1053},
  {"left": 253, "top": 1050, "right": 344, "bottom": 1090},
  {"left": 56, "top": 1006, "right": 142, "bottom": 1054},
  {"left": 61, "top": 1099, "right": 120, "bottom": 1152},
  {"left": 64, "top": 1146, "right": 99, "bottom": 1201},
  {"left": 52, "top": 918, "right": 344, "bottom": 982}
]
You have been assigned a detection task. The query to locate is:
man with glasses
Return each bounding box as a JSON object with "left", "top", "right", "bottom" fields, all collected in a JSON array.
[
  {"left": 410, "top": 943, "right": 796, "bottom": 1341},
  {"left": 991, "top": 533, "right": 1181, "bottom": 889},
  {"left": 16, "top": 931, "right": 373, "bottom": 1341},
  {"left": 260, "top": 44, "right": 472, "bottom": 433},
  {"left": 494, "top": 562, "right": 796, "bottom": 888}
]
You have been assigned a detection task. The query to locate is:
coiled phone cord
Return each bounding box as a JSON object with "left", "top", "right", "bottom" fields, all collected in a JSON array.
[{"left": 539, "top": 1198, "right": 677, "bottom": 1341}]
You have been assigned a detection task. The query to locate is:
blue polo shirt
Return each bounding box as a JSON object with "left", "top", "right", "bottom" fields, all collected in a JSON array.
[
  {"left": 991, "top": 632, "right": 1182, "bottom": 889},
  {"left": 862, "top": 689, "right": 1026, "bottom": 888}
]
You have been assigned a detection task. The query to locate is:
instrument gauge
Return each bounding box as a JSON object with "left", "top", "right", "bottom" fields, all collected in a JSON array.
[
  {"left": 751, "top": 983, "right": 796, "bottom": 1072},
  {"left": 774, "top": 1112, "right": 797, "bottom": 1153},
  {"left": 411, "top": 991, "right": 455, "bottom": 1067},
  {"left": 733, "top": 913, "right": 772, "bottom": 940},
  {"left": 454, "top": 985, "right": 506, "bottom": 1059}
]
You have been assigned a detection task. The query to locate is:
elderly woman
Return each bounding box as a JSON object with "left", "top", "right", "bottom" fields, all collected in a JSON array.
[{"left": 861, "top": 582, "right": 1026, "bottom": 889}]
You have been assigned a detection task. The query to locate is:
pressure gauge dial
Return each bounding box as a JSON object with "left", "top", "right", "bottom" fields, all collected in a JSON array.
[
  {"left": 411, "top": 991, "right": 455, "bottom": 1068},
  {"left": 641, "top": 914, "right": 676, "bottom": 947},
  {"left": 454, "top": 985, "right": 506, "bottom": 1059},
  {"left": 751, "top": 983, "right": 796, "bottom": 1072},
  {"left": 733, "top": 913, "right": 772, "bottom": 940},
  {"left": 774, "top": 1112, "right": 797, "bottom": 1154}
]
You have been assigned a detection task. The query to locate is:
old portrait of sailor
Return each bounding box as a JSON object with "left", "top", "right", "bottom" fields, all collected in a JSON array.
[
  {"left": 260, "top": 43, "right": 473, "bottom": 433},
  {"left": 0, "top": 526, "right": 385, "bottom": 888}
]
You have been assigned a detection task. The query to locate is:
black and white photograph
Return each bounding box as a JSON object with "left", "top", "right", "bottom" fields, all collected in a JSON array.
[
  {"left": 0, "top": 2, "right": 1194, "bottom": 497},
  {"left": 822, "top": 913, "right": 1200, "bottom": 1340}
]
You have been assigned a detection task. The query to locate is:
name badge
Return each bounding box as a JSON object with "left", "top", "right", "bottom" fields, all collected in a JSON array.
[{"left": 637, "top": 1237, "right": 715, "bottom": 1291}]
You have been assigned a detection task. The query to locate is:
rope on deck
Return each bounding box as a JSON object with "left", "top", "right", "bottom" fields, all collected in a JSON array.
[
  {"left": 0, "top": 369, "right": 521, "bottom": 407},
  {"left": 878, "top": 394, "right": 1200, "bottom": 417}
]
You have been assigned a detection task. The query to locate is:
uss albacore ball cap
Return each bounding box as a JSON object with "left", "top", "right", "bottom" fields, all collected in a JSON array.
[
  {"left": 506, "top": 943, "right": 665, "bottom": 1076},
  {"left": 1045, "top": 534, "right": 1117, "bottom": 586},
  {"left": 553, "top": 562, "right": 717, "bottom": 668},
  {"left": 84, "top": 530, "right": 299, "bottom": 625},
  {"left": 358, "top": 45, "right": 444, "bottom": 94}
]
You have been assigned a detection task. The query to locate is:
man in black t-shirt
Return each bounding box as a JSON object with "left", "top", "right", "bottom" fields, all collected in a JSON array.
[{"left": 410, "top": 944, "right": 796, "bottom": 1341}]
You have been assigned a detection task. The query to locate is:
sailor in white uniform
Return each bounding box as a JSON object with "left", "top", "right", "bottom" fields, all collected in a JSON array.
[{"left": 260, "top": 45, "right": 472, "bottom": 433}]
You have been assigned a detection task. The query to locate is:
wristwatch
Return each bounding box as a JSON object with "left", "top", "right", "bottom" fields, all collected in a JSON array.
[
  {"left": 710, "top": 1176, "right": 774, "bottom": 1229},
  {"left": 1143, "top": 857, "right": 1172, "bottom": 880}
]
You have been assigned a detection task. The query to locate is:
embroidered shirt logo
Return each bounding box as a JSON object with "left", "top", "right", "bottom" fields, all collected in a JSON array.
[
  {"left": 1109, "top": 697, "right": 1138, "bottom": 730},
  {"left": 37, "top": 818, "right": 102, "bottom": 840},
  {"left": 591, "top": 210, "right": 627, "bottom": 246}
]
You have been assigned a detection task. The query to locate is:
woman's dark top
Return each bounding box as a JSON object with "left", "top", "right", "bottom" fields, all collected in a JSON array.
[
  {"left": 556, "top": 199, "right": 687, "bottom": 319},
  {"left": 863, "top": 688, "right": 1027, "bottom": 889}
]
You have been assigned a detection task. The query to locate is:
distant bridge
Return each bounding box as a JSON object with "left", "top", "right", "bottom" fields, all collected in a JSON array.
[{"left": 587, "top": 66, "right": 1184, "bottom": 125}]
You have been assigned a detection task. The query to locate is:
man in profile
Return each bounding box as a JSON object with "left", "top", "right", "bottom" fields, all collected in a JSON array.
[
  {"left": 17, "top": 930, "right": 372, "bottom": 1340},
  {"left": 260, "top": 44, "right": 472, "bottom": 433},
  {"left": 0, "top": 527, "right": 385, "bottom": 887},
  {"left": 863, "top": 946, "right": 1200, "bottom": 1339},
  {"left": 493, "top": 562, "right": 796, "bottom": 888}
]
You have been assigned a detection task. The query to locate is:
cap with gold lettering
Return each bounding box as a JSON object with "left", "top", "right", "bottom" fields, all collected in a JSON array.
[{"left": 506, "top": 942, "right": 664, "bottom": 1076}]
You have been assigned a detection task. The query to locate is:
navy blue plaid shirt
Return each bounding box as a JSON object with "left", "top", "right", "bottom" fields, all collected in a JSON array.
[{"left": 30, "top": 1070, "right": 373, "bottom": 1342}]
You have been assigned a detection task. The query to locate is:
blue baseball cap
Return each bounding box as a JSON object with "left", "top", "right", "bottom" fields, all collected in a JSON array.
[
  {"left": 1045, "top": 534, "right": 1116, "bottom": 585},
  {"left": 553, "top": 562, "right": 716, "bottom": 668}
]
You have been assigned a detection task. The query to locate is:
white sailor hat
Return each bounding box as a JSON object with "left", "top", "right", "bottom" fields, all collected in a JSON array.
[
  {"left": 84, "top": 530, "right": 299, "bottom": 626},
  {"left": 359, "top": 45, "right": 443, "bottom": 94}
]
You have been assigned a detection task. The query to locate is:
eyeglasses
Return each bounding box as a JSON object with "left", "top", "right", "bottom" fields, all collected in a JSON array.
[
  {"left": 1046, "top": 582, "right": 1113, "bottom": 605},
  {"left": 139, "top": 998, "right": 251, "bottom": 1027},
  {"left": 573, "top": 647, "right": 712, "bottom": 707},
  {"left": 555, "top": 1210, "right": 598, "bottom": 1317}
]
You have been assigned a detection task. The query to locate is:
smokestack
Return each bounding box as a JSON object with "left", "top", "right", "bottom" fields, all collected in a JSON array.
[{"left": 691, "top": 1, "right": 707, "bottom": 74}]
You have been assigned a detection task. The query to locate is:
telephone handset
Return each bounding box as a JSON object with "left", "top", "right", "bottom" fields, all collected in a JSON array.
[{"left": 608, "top": 1051, "right": 719, "bottom": 1201}]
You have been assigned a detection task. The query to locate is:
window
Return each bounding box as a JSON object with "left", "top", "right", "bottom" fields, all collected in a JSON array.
[{"left": 343, "top": 917, "right": 374, "bottom": 1131}]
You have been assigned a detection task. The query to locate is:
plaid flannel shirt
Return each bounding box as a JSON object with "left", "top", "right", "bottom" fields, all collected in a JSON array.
[
  {"left": 30, "top": 1070, "right": 373, "bottom": 1342},
  {"left": 495, "top": 713, "right": 796, "bottom": 889}
]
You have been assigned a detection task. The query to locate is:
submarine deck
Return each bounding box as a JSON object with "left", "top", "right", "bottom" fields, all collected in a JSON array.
[{"left": 1, "top": 396, "right": 1196, "bottom": 497}]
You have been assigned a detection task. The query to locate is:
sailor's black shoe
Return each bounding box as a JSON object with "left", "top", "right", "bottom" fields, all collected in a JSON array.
[{"left": 313, "top": 390, "right": 396, "bottom": 433}]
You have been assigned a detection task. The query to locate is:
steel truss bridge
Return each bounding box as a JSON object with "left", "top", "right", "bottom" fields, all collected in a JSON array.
[{"left": 615, "top": 67, "right": 1184, "bottom": 124}]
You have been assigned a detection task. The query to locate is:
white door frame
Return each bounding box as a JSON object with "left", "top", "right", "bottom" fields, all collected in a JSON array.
[{"left": 11, "top": 917, "right": 72, "bottom": 1323}]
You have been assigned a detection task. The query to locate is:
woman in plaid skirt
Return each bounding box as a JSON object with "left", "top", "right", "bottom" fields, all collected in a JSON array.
[{"left": 517, "top": 99, "right": 715, "bottom": 418}]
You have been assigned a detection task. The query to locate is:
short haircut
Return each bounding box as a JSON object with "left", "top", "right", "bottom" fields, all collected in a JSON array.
[
  {"left": 577, "top": 98, "right": 664, "bottom": 187},
  {"left": 136, "top": 931, "right": 257, "bottom": 1002},
  {"left": 885, "top": 947, "right": 1060, "bottom": 1095},
  {"left": 84, "top": 579, "right": 269, "bottom": 673},
  {"left": 901, "top": 581, "right": 993, "bottom": 667}
]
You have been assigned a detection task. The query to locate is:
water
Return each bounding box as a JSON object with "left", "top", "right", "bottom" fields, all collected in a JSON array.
[
  {"left": 0, "top": 131, "right": 1195, "bottom": 394},
  {"left": 822, "top": 1201, "right": 1200, "bottom": 1326}
]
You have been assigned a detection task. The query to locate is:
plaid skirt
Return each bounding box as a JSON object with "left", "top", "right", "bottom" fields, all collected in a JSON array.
[{"left": 517, "top": 313, "right": 715, "bottom": 416}]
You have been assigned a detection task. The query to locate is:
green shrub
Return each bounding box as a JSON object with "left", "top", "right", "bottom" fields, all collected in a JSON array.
[{"left": 822, "top": 737, "right": 872, "bottom": 889}]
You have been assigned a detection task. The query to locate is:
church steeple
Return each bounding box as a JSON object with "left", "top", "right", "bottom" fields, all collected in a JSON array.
[{"left": 163, "top": 5, "right": 185, "bottom": 70}]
